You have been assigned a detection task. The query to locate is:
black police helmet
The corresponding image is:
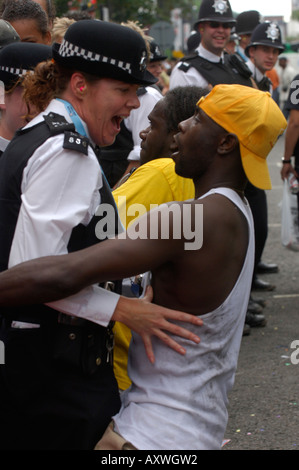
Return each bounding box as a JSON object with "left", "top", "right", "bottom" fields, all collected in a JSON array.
[
  {"left": 52, "top": 20, "right": 157, "bottom": 86},
  {"left": 245, "top": 21, "right": 285, "bottom": 57},
  {"left": 194, "top": 0, "right": 236, "bottom": 29},
  {"left": 187, "top": 31, "right": 201, "bottom": 53},
  {"left": 0, "top": 42, "right": 52, "bottom": 89},
  {"left": 236, "top": 10, "right": 261, "bottom": 35},
  {"left": 0, "top": 19, "right": 20, "bottom": 49},
  {"left": 149, "top": 40, "right": 167, "bottom": 62}
]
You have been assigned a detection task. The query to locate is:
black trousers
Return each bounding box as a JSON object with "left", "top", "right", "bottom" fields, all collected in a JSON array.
[
  {"left": 245, "top": 182, "right": 268, "bottom": 278},
  {"left": 0, "top": 317, "right": 121, "bottom": 450}
]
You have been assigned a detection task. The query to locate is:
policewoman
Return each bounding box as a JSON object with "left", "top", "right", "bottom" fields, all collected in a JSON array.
[
  {"left": 0, "top": 19, "right": 192, "bottom": 450},
  {"left": 0, "top": 41, "right": 52, "bottom": 155}
]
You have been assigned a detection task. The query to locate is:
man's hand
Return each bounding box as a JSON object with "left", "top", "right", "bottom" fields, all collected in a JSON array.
[
  {"left": 112, "top": 285, "right": 202, "bottom": 364},
  {"left": 281, "top": 162, "right": 298, "bottom": 181}
]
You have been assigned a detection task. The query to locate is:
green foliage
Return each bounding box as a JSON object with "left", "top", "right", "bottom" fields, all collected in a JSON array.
[
  {"left": 292, "top": 10, "right": 299, "bottom": 21},
  {"left": 55, "top": 0, "right": 76, "bottom": 16},
  {"left": 54, "top": 0, "right": 203, "bottom": 26}
]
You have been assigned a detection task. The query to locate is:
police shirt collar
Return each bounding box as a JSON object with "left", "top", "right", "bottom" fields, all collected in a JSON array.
[
  {"left": 198, "top": 43, "right": 225, "bottom": 63},
  {"left": 246, "top": 59, "right": 264, "bottom": 82}
]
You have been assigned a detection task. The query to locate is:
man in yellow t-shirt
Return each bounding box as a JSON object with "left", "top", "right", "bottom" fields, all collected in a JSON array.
[{"left": 112, "top": 86, "right": 208, "bottom": 390}]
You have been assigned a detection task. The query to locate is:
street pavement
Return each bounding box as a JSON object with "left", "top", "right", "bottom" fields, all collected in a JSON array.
[{"left": 223, "top": 133, "right": 299, "bottom": 450}]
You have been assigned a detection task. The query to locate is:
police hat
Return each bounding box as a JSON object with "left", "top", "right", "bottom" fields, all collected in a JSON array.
[
  {"left": 236, "top": 10, "right": 261, "bottom": 35},
  {"left": 0, "top": 42, "right": 52, "bottom": 89},
  {"left": 0, "top": 19, "right": 20, "bottom": 49},
  {"left": 194, "top": 0, "right": 236, "bottom": 29},
  {"left": 149, "top": 40, "right": 167, "bottom": 62},
  {"left": 245, "top": 21, "right": 285, "bottom": 57},
  {"left": 52, "top": 20, "right": 157, "bottom": 86},
  {"left": 187, "top": 31, "right": 201, "bottom": 53},
  {"left": 229, "top": 27, "right": 240, "bottom": 42}
]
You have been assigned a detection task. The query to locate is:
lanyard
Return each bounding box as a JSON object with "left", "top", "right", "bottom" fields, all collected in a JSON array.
[
  {"left": 56, "top": 100, "right": 124, "bottom": 231},
  {"left": 56, "top": 98, "right": 87, "bottom": 137}
]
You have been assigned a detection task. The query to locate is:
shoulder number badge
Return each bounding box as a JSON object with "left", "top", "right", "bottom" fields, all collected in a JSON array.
[{"left": 63, "top": 131, "right": 89, "bottom": 155}]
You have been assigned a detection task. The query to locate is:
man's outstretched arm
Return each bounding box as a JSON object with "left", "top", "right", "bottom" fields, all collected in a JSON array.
[{"left": 0, "top": 209, "right": 202, "bottom": 362}]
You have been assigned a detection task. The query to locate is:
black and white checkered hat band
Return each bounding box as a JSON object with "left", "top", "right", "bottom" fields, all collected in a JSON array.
[
  {"left": 0, "top": 65, "right": 31, "bottom": 76},
  {"left": 58, "top": 39, "right": 133, "bottom": 74}
]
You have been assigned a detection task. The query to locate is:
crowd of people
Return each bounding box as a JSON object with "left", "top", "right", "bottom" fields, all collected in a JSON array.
[{"left": 0, "top": 0, "right": 295, "bottom": 451}]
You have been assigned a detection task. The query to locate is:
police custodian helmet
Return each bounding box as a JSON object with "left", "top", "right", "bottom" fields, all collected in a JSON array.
[
  {"left": 194, "top": 0, "right": 236, "bottom": 29},
  {"left": 149, "top": 40, "right": 167, "bottom": 63},
  {"left": 245, "top": 21, "right": 285, "bottom": 57},
  {"left": 52, "top": 19, "right": 157, "bottom": 86},
  {"left": 0, "top": 19, "right": 20, "bottom": 49},
  {"left": 236, "top": 10, "right": 262, "bottom": 35}
]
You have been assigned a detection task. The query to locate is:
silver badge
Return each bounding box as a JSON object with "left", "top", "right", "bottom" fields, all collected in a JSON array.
[
  {"left": 212, "top": 0, "right": 229, "bottom": 15},
  {"left": 266, "top": 22, "right": 280, "bottom": 43}
]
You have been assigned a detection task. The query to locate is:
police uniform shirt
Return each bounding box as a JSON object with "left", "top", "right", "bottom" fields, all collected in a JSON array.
[
  {"left": 236, "top": 45, "right": 248, "bottom": 63},
  {"left": 169, "top": 43, "right": 225, "bottom": 89},
  {"left": 246, "top": 60, "right": 273, "bottom": 95},
  {"left": 8, "top": 98, "right": 120, "bottom": 326},
  {"left": 0, "top": 135, "right": 9, "bottom": 156},
  {"left": 125, "top": 85, "right": 162, "bottom": 162}
]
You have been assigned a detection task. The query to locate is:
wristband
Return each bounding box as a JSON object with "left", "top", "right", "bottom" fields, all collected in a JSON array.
[{"left": 282, "top": 159, "right": 291, "bottom": 164}]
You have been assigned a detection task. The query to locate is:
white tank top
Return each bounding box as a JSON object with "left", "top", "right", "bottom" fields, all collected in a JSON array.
[{"left": 113, "top": 188, "right": 255, "bottom": 450}]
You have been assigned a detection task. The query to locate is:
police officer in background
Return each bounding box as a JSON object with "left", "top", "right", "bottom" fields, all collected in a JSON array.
[
  {"left": 245, "top": 21, "right": 284, "bottom": 93},
  {"left": 235, "top": 10, "right": 262, "bottom": 62},
  {"left": 0, "top": 42, "right": 52, "bottom": 155},
  {"left": 244, "top": 22, "right": 285, "bottom": 293},
  {"left": 169, "top": 0, "right": 254, "bottom": 90}
]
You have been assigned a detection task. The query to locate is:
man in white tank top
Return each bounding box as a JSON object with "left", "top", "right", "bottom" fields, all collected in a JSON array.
[{"left": 0, "top": 84, "right": 287, "bottom": 450}]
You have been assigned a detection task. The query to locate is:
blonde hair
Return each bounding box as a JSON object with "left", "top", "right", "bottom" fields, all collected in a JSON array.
[
  {"left": 51, "top": 16, "right": 76, "bottom": 44},
  {"left": 121, "top": 21, "right": 151, "bottom": 62}
]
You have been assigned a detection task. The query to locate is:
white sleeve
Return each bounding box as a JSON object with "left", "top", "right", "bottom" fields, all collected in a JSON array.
[
  {"left": 8, "top": 134, "right": 119, "bottom": 326},
  {"left": 169, "top": 63, "right": 209, "bottom": 89},
  {"left": 125, "top": 87, "right": 162, "bottom": 161}
]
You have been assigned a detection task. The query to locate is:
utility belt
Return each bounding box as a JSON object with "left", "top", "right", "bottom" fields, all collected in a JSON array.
[{"left": 0, "top": 287, "right": 116, "bottom": 376}]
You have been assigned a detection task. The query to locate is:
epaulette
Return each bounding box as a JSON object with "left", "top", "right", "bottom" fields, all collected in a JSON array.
[
  {"left": 63, "top": 131, "right": 89, "bottom": 156},
  {"left": 43, "top": 112, "right": 75, "bottom": 135},
  {"left": 43, "top": 112, "right": 89, "bottom": 155},
  {"left": 137, "top": 86, "right": 147, "bottom": 97},
  {"left": 178, "top": 61, "right": 192, "bottom": 72},
  {"left": 178, "top": 53, "right": 199, "bottom": 72}
]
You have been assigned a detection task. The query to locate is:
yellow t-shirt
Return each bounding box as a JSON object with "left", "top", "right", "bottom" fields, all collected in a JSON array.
[{"left": 112, "top": 158, "right": 195, "bottom": 390}]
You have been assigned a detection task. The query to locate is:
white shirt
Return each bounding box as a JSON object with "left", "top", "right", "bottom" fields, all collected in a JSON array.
[
  {"left": 0, "top": 135, "right": 9, "bottom": 154},
  {"left": 8, "top": 99, "right": 120, "bottom": 326},
  {"left": 125, "top": 86, "right": 162, "bottom": 161},
  {"left": 113, "top": 188, "right": 255, "bottom": 450},
  {"left": 169, "top": 44, "right": 225, "bottom": 89},
  {"left": 246, "top": 60, "right": 273, "bottom": 95}
]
